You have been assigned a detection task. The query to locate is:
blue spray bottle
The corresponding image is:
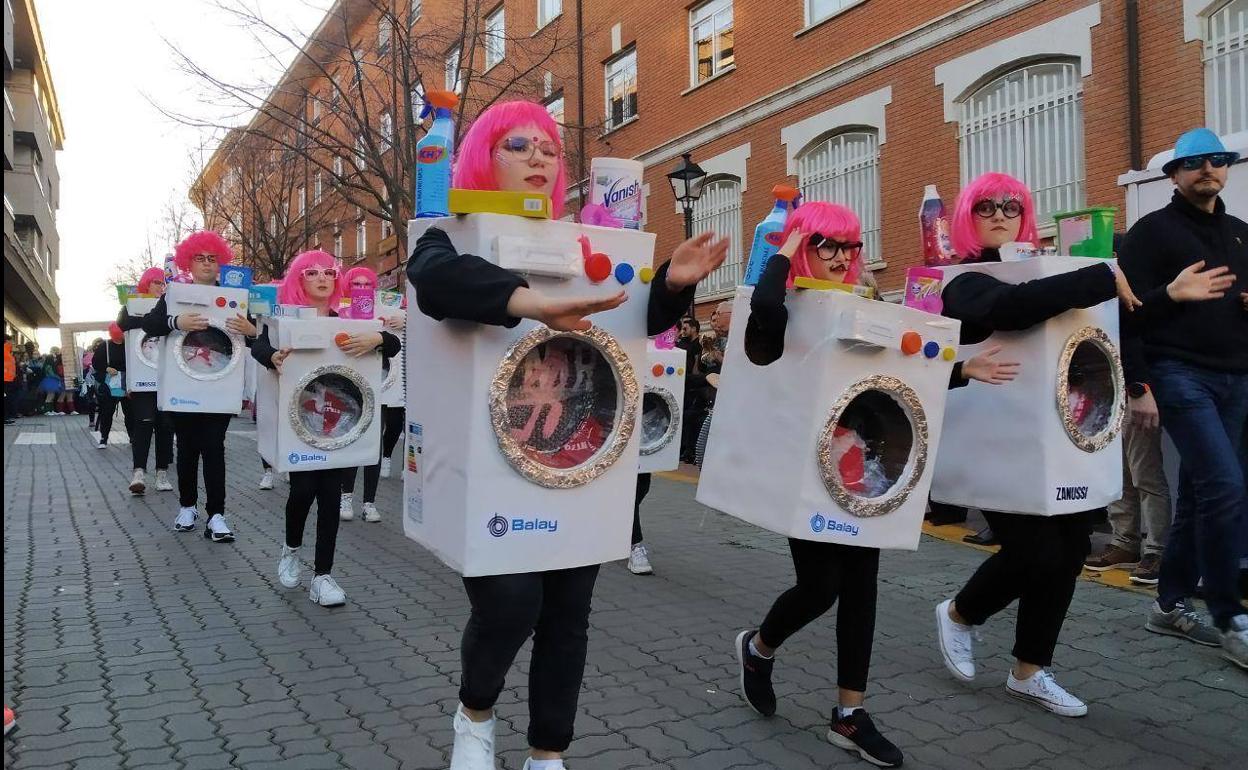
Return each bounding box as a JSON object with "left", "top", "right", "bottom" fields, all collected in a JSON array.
[
  {"left": 415, "top": 90, "right": 459, "bottom": 218},
  {"left": 742, "top": 185, "right": 801, "bottom": 286}
]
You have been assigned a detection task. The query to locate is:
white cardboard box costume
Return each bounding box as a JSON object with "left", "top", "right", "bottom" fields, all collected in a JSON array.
[
  {"left": 929, "top": 256, "right": 1125, "bottom": 515},
  {"left": 156, "top": 283, "right": 249, "bottom": 414},
  {"left": 124, "top": 297, "right": 160, "bottom": 393},
  {"left": 381, "top": 347, "right": 405, "bottom": 408},
  {"left": 404, "top": 214, "right": 655, "bottom": 577},
  {"left": 639, "top": 344, "right": 686, "bottom": 474},
  {"left": 256, "top": 316, "right": 384, "bottom": 473},
  {"left": 697, "top": 287, "right": 961, "bottom": 551}
]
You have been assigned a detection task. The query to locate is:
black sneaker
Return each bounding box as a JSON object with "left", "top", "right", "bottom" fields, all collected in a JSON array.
[
  {"left": 734, "top": 629, "right": 776, "bottom": 717},
  {"left": 828, "top": 710, "right": 904, "bottom": 767}
]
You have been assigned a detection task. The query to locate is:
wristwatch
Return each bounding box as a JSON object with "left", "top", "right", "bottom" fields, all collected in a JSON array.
[{"left": 1127, "top": 382, "right": 1151, "bottom": 399}]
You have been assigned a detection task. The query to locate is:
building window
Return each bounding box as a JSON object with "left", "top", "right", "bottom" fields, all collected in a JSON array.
[
  {"left": 545, "top": 94, "right": 565, "bottom": 136},
  {"left": 356, "top": 218, "right": 368, "bottom": 257},
  {"left": 351, "top": 48, "right": 365, "bottom": 85},
  {"left": 446, "top": 46, "right": 463, "bottom": 93},
  {"left": 333, "top": 155, "right": 344, "bottom": 178},
  {"left": 297, "top": 185, "right": 306, "bottom": 217},
  {"left": 1205, "top": 0, "right": 1247, "bottom": 136},
  {"left": 355, "top": 135, "right": 367, "bottom": 169},
  {"left": 690, "top": 0, "right": 734, "bottom": 86},
  {"left": 959, "top": 60, "right": 1084, "bottom": 226},
  {"left": 692, "top": 177, "right": 744, "bottom": 301},
  {"left": 538, "top": 0, "right": 561, "bottom": 28},
  {"left": 378, "top": 15, "right": 392, "bottom": 55},
  {"left": 485, "top": 7, "right": 506, "bottom": 70},
  {"left": 807, "top": 0, "right": 861, "bottom": 26},
  {"left": 381, "top": 218, "right": 393, "bottom": 240},
  {"left": 310, "top": 96, "right": 322, "bottom": 124},
  {"left": 314, "top": 172, "right": 323, "bottom": 203},
  {"left": 334, "top": 229, "right": 343, "bottom": 258},
  {"left": 604, "top": 48, "right": 638, "bottom": 129},
  {"left": 795, "top": 130, "right": 882, "bottom": 267},
  {"left": 269, "top": 213, "right": 277, "bottom": 236},
  {"left": 409, "top": 0, "right": 422, "bottom": 26},
  {"left": 380, "top": 111, "right": 394, "bottom": 148}
]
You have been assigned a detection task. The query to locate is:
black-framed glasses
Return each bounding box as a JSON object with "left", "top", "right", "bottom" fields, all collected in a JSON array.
[
  {"left": 497, "top": 135, "right": 560, "bottom": 162},
  {"left": 808, "top": 233, "right": 863, "bottom": 260},
  {"left": 972, "top": 198, "right": 1024, "bottom": 219},
  {"left": 1178, "top": 153, "right": 1236, "bottom": 171},
  {"left": 192, "top": 254, "right": 219, "bottom": 264}
]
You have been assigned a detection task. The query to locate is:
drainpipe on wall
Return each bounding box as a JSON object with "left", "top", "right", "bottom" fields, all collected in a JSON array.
[
  {"left": 1126, "top": 0, "right": 1143, "bottom": 170},
  {"left": 576, "top": 0, "right": 587, "bottom": 210}
]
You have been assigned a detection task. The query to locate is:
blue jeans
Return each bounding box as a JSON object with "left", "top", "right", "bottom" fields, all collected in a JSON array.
[{"left": 1151, "top": 358, "right": 1248, "bottom": 630}]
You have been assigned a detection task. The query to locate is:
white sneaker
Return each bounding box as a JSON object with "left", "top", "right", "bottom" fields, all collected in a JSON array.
[
  {"left": 277, "top": 546, "right": 301, "bottom": 589},
  {"left": 309, "top": 574, "right": 346, "bottom": 607},
  {"left": 339, "top": 493, "right": 354, "bottom": 521},
  {"left": 129, "top": 469, "right": 146, "bottom": 495},
  {"left": 450, "top": 705, "right": 497, "bottom": 770},
  {"left": 380, "top": 457, "right": 392, "bottom": 478},
  {"left": 204, "top": 514, "right": 235, "bottom": 543},
  {"left": 281, "top": 472, "right": 290, "bottom": 483},
  {"left": 935, "top": 599, "right": 975, "bottom": 682},
  {"left": 628, "top": 543, "right": 653, "bottom": 575},
  {"left": 155, "top": 470, "right": 173, "bottom": 491},
  {"left": 1222, "top": 615, "right": 1248, "bottom": 670},
  {"left": 1006, "top": 669, "right": 1087, "bottom": 717},
  {"left": 362, "top": 502, "right": 381, "bottom": 523},
  {"left": 259, "top": 470, "right": 274, "bottom": 490},
  {"left": 173, "top": 506, "right": 197, "bottom": 532},
  {"left": 95, "top": 440, "right": 107, "bottom": 449}
]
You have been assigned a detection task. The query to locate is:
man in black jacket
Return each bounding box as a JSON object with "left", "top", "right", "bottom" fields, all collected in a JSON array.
[{"left": 1118, "top": 127, "right": 1248, "bottom": 669}]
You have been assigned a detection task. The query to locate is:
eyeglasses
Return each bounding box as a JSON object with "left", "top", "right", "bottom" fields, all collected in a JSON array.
[
  {"left": 496, "top": 135, "right": 560, "bottom": 163},
  {"left": 972, "top": 199, "right": 1024, "bottom": 219},
  {"left": 302, "top": 268, "right": 339, "bottom": 279},
  {"left": 807, "top": 233, "right": 863, "bottom": 260},
  {"left": 192, "top": 254, "right": 219, "bottom": 264},
  {"left": 1177, "top": 153, "right": 1236, "bottom": 171}
]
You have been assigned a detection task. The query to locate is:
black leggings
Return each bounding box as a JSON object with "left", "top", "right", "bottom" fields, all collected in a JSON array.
[
  {"left": 954, "top": 510, "right": 1092, "bottom": 667},
  {"left": 286, "top": 469, "right": 344, "bottom": 575},
  {"left": 758, "top": 539, "right": 880, "bottom": 693},
  {"left": 460, "top": 565, "right": 599, "bottom": 752},
  {"left": 171, "top": 412, "right": 232, "bottom": 514},
  {"left": 96, "top": 390, "right": 128, "bottom": 444},
  {"left": 342, "top": 406, "right": 404, "bottom": 503},
  {"left": 633, "top": 473, "right": 651, "bottom": 545},
  {"left": 126, "top": 392, "right": 173, "bottom": 470}
]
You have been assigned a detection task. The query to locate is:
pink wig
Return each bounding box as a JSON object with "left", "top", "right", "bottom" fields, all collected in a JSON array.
[
  {"left": 137, "top": 267, "right": 166, "bottom": 294},
  {"left": 278, "top": 250, "right": 343, "bottom": 308},
  {"left": 777, "top": 202, "right": 864, "bottom": 287},
  {"left": 343, "top": 266, "right": 378, "bottom": 289},
  {"left": 950, "top": 172, "right": 1040, "bottom": 260},
  {"left": 453, "top": 100, "right": 567, "bottom": 218},
  {"left": 173, "top": 231, "right": 234, "bottom": 272}
]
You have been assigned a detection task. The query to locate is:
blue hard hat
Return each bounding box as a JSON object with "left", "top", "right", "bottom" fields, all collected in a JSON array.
[{"left": 1162, "top": 128, "right": 1240, "bottom": 174}]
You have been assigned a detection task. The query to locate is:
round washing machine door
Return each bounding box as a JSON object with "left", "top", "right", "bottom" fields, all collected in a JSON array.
[
  {"left": 640, "top": 386, "right": 680, "bottom": 456},
  {"left": 137, "top": 333, "right": 161, "bottom": 368},
  {"left": 289, "top": 365, "right": 376, "bottom": 450},
  {"left": 173, "top": 325, "right": 243, "bottom": 380},
  {"left": 1056, "top": 326, "right": 1125, "bottom": 453},
  {"left": 816, "top": 376, "right": 928, "bottom": 518},
  {"left": 490, "top": 327, "right": 638, "bottom": 488}
]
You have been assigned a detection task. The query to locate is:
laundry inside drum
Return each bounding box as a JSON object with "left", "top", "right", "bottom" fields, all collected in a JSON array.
[
  {"left": 139, "top": 334, "right": 161, "bottom": 367},
  {"left": 180, "top": 328, "right": 233, "bottom": 374},
  {"left": 504, "top": 336, "right": 619, "bottom": 470},
  {"left": 299, "top": 373, "right": 365, "bottom": 440},
  {"left": 827, "top": 389, "right": 914, "bottom": 499},
  {"left": 1066, "top": 340, "right": 1115, "bottom": 438}
]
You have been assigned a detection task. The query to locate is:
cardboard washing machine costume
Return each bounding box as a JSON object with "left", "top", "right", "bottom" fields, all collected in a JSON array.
[
  {"left": 639, "top": 344, "right": 686, "bottom": 474},
  {"left": 154, "top": 282, "right": 250, "bottom": 415},
  {"left": 124, "top": 296, "right": 161, "bottom": 393}
]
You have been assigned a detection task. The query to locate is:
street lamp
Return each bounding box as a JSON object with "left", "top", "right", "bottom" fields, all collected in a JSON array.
[{"left": 666, "top": 152, "right": 707, "bottom": 240}]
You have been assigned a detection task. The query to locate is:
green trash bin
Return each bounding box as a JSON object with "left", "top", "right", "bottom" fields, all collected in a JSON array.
[{"left": 1054, "top": 207, "right": 1116, "bottom": 258}]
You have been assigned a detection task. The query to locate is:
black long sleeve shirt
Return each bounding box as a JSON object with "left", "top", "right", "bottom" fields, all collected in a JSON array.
[
  {"left": 91, "top": 340, "right": 126, "bottom": 385},
  {"left": 407, "top": 226, "right": 696, "bottom": 336}
]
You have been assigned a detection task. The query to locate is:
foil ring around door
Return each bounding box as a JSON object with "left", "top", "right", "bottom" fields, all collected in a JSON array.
[
  {"left": 640, "top": 385, "right": 681, "bottom": 457},
  {"left": 288, "top": 364, "right": 376, "bottom": 451},
  {"left": 171, "top": 321, "right": 244, "bottom": 381},
  {"left": 1055, "top": 325, "right": 1125, "bottom": 453}
]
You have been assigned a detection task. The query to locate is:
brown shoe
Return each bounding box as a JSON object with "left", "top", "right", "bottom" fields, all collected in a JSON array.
[
  {"left": 1129, "top": 553, "right": 1162, "bottom": 586},
  {"left": 1085, "top": 545, "right": 1139, "bottom": 572}
]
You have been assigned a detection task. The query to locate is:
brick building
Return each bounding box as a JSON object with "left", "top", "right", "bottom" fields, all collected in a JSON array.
[{"left": 193, "top": 0, "right": 1246, "bottom": 310}]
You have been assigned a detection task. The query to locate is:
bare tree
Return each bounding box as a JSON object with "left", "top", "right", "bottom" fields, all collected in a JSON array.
[
  {"left": 164, "top": 0, "right": 595, "bottom": 264},
  {"left": 104, "top": 193, "right": 203, "bottom": 290}
]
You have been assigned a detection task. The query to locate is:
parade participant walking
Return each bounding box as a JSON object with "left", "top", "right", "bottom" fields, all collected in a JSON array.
[
  {"left": 116, "top": 267, "right": 175, "bottom": 494},
  {"left": 254, "top": 251, "right": 401, "bottom": 606},
  {"left": 1117, "top": 128, "right": 1248, "bottom": 668},
  {"left": 932, "top": 172, "right": 1142, "bottom": 717},
  {"left": 408, "top": 100, "right": 728, "bottom": 770},
  {"left": 141, "top": 231, "right": 257, "bottom": 542},
  {"left": 90, "top": 334, "right": 126, "bottom": 450}
]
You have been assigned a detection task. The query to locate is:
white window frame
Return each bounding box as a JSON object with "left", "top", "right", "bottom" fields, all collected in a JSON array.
[
  {"left": 380, "top": 111, "right": 394, "bottom": 149},
  {"left": 538, "top": 0, "right": 562, "bottom": 29},
  {"left": 691, "top": 176, "right": 744, "bottom": 302},
  {"left": 310, "top": 97, "right": 322, "bottom": 123},
  {"left": 380, "top": 217, "right": 393, "bottom": 240},
  {"left": 794, "top": 130, "right": 883, "bottom": 269},
  {"left": 446, "top": 46, "right": 463, "bottom": 93},
  {"left": 604, "top": 48, "right": 638, "bottom": 130},
  {"left": 351, "top": 48, "right": 365, "bottom": 85},
  {"left": 354, "top": 135, "right": 367, "bottom": 170},
  {"left": 805, "top": 0, "right": 865, "bottom": 28},
  {"left": 1204, "top": 0, "right": 1248, "bottom": 136},
  {"left": 378, "top": 15, "right": 392, "bottom": 55},
  {"left": 485, "top": 7, "right": 506, "bottom": 70},
  {"left": 356, "top": 218, "right": 368, "bottom": 258},
  {"left": 268, "top": 213, "right": 277, "bottom": 236},
  {"left": 297, "top": 185, "right": 306, "bottom": 217},
  {"left": 333, "top": 155, "right": 344, "bottom": 178},
  {"left": 689, "top": 0, "right": 734, "bottom": 87},
  {"left": 409, "top": 0, "right": 423, "bottom": 27},
  {"left": 314, "top": 172, "right": 323, "bottom": 203},
  {"left": 958, "top": 60, "right": 1085, "bottom": 227},
  {"left": 545, "top": 94, "right": 565, "bottom": 136},
  {"left": 333, "top": 229, "right": 343, "bottom": 258}
]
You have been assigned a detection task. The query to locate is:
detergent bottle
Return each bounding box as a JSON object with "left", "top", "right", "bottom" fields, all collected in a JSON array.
[
  {"left": 919, "top": 184, "right": 957, "bottom": 265},
  {"left": 742, "top": 185, "right": 800, "bottom": 286},
  {"left": 415, "top": 90, "right": 459, "bottom": 218}
]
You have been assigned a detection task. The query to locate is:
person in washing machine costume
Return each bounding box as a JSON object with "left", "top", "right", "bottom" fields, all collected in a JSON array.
[
  {"left": 731, "top": 201, "right": 1020, "bottom": 768},
  {"left": 115, "top": 267, "right": 176, "bottom": 496},
  {"left": 141, "top": 231, "right": 260, "bottom": 543},
  {"left": 406, "top": 100, "right": 730, "bottom": 770},
  {"left": 931, "top": 173, "right": 1142, "bottom": 717},
  {"left": 251, "top": 252, "right": 402, "bottom": 607}
]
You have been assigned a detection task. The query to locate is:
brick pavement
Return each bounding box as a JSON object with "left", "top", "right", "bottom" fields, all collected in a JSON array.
[{"left": 4, "top": 415, "right": 1245, "bottom": 769}]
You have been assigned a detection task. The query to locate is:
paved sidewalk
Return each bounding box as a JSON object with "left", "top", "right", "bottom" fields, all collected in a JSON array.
[{"left": 4, "top": 415, "right": 1245, "bottom": 770}]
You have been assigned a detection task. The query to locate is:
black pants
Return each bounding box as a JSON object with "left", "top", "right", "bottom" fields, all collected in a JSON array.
[
  {"left": 633, "top": 473, "right": 651, "bottom": 545},
  {"left": 171, "top": 412, "right": 232, "bottom": 514},
  {"left": 954, "top": 510, "right": 1091, "bottom": 667},
  {"left": 460, "top": 565, "right": 599, "bottom": 752},
  {"left": 758, "top": 539, "right": 879, "bottom": 693},
  {"left": 126, "top": 392, "right": 173, "bottom": 470},
  {"left": 342, "top": 406, "right": 405, "bottom": 503},
  {"left": 96, "top": 389, "right": 127, "bottom": 444},
  {"left": 286, "top": 469, "right": 344, "bottom": 575}
]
